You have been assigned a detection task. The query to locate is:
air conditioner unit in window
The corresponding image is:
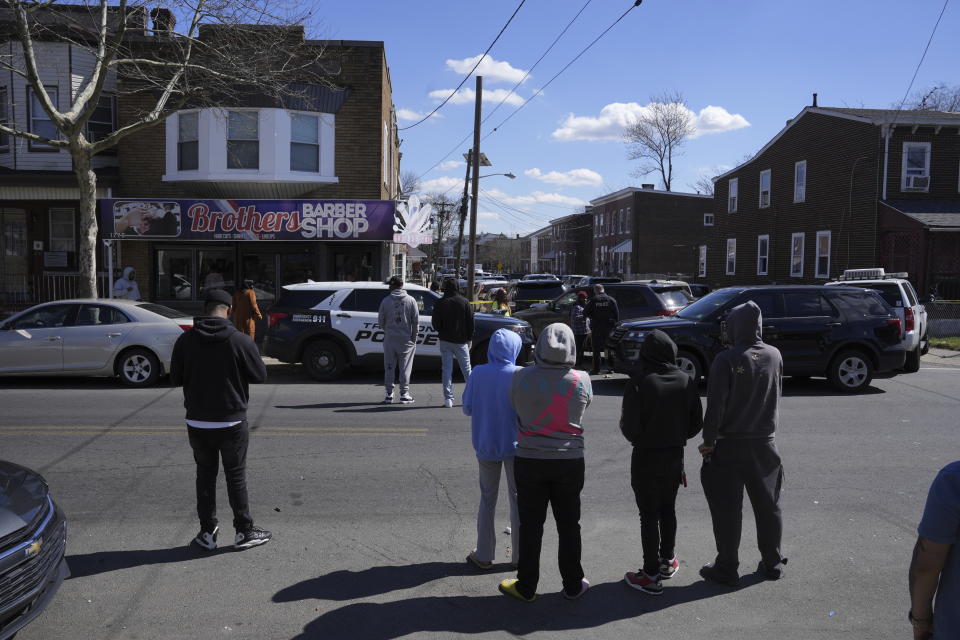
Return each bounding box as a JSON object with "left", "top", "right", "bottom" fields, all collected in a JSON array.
[{"left": 905, "top": 175, "right": 929, "bottom": 190}]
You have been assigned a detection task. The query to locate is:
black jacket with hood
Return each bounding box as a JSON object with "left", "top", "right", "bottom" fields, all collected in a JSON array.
[
  {"left": 620, "top": 329, "right": 702, "bottom": 449},
  {"left": 432, "top": 281, "right": 474, "bottom": 344},
  {"left": 701, "top": 301, "right": 782, "bottom": 446},
  {"left": 170, "top": 316, "right": 268, "bottom": 422}
]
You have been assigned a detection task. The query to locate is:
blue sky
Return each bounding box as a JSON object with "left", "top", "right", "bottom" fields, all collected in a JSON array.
[{"left": 314, "top": 0, "right": 959, "bottom": 235}]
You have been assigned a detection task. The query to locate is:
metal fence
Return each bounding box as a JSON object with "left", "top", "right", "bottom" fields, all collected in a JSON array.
[
  {"left": 926, "top": 301, "right": 960, "bottom": 338},
  {"left": 0, "top": 274, "right": 108, "bottom": 314}
]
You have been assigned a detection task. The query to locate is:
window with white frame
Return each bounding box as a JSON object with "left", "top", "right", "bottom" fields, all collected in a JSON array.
[
  {"left": 619, "top": 209, "right": 625, "bottom": 233},
  {"left": 794, "top": 160, "right": 806, "bottom": 202},
  {"left": 790, "top": 232, "right": 805, "bottom": 277},
  {"left": 728, "top": 178, "right": 738, "bottom": 212},
  {"left": 698, "top": 245, "right": 707, "bottom": 277},
  {"left": 902, "top": 142, "right": 931, "bottom": 191},
  {"left": 759, "top": 169, "right": 771, "bottom": 208},
  {"left": 29, "top": 86, "right": 59, "bottom": 149},
  {"left": 625, "top": 207, "right": 631, "bottom": 231},
  {"left": 726, "top": 238, "right": 736, "bottom": 275},
  {"left": 704, "top": 213, "right": 714, "bottom": 226},
  {"left": 177, "top": 111, "right": 199, "bottom": 171},
  {"left": 290, "top": 113, "right": 320, "bottom": 172},
  {"left": 86, "top": 94, "right": 115, "bottom": 143},
  {"left": 48, "top": 208, "right": 75, "bottom": 252},
  {"left": 383, "top": 121, "right": 389, "bottom": 186},
  {"left": 757, "top": 234, "right": 769, "bottom": 275},
  {"left": 0, "top": 86, "right": 8, "bottom": 151},
  {"left": 226, "top": 110, "right": 259, "bottom": 169},
  {"left": 815, "top": 230, "right": 831, "bottom": 278}
]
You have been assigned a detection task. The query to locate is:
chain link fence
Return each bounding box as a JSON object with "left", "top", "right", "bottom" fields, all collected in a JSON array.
[{"left": 926, "top": 301, "right": 960, "bottom": 341}]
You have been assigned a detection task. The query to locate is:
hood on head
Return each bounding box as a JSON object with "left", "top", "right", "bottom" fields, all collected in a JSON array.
[
  {"left": 534, "top": 322, "right": 576, "bottom": 368},
  {"left": 727, "top": 300, "right": 763, "bottom": 345},
  {"left": 191, "top": 316, "right": 234, "bottom": 342},
  {"left": 442, "top": 278, "right": 459, "bottom": 296},
  {"left": 122, "top": 266, "right": 135, "bottom": 280},
  {"left": 487, "top": 328, "right": 522, "bottom": 365},
  {"left": 641, "top": 329, "right": 677, "bottom": 366}
]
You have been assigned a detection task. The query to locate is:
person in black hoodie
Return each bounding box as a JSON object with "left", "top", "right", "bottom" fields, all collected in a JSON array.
[
  {"left": 170, "top": 289, "right": 271, "bottom": 552},
  {"left": 698, "top": 300, "right": 786, "bottom": 586},
  {"left": 620, "top": 330, "right": 702, "bottom": 595},
  {"left": 432, "top": 277, "right": 474, "bottom": 408}
]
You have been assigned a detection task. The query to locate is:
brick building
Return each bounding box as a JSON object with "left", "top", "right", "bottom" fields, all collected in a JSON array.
[
  {"left": 589, "top": 186, "right": 711, "bottom": 278},
  {"left": 549, "top": 211, "right": 592, "bottom": 275},
  {"left": 707, "top": 102, "right": 960, "bottom": 295}
]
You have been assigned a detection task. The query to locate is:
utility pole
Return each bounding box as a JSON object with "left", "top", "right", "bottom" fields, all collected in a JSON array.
[
  {"left": 467, "top": 75, "right": 482, "bottom": 300},
  {"left": 453, "top": 152, "right": 472, "bottom": 276}
]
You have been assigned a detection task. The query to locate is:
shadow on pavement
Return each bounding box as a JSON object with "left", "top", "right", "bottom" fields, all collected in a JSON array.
[
  {"left": 66, "top": 545, "right": 229, "bottom": 579},
  {"left": 283, "top": 577, "right": 763, "bottom": 639},
  {"left": 273, "top": 561, "right": 507, "bottom": 602},
  {"left": 781, "top": 377, "right": 886, "bottom": 397}
]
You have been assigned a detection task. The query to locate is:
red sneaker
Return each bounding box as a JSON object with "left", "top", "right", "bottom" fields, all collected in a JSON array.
[
  {"left": 624, "top": 570, "right": 663, "bottom": 595},
  {"left": 659, "top": 556, "right": 680, "bottom": 579}
]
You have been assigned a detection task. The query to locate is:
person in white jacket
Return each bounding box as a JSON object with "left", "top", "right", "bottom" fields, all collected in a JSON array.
[
  {"left": 112, "top": 266, "right": 141, "bottom": 300},
  {"left": 377, "top": 276, "right": 420, "bottom": 404}
]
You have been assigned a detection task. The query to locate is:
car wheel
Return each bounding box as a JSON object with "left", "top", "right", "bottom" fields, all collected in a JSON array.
[
  {"left": 903, "top": 344, "right": 921, "bottom": 373},
  {"left": 117, "top": 348, "right": 161, "bottom": 387},
  {"left": 303, "top": 340, "right": 346, "bottom": 381},
  {"left": 828, "top": 350, "right": 873, "bottom": 392},
  {"left": 676, "top": 349, "right": 702, "bottom": 382},
  {"left": 471, "top": 341, "right": 489, "bottom": 366}
]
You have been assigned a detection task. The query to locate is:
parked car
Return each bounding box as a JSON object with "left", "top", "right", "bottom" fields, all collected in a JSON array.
[
  {"left": 477, "top": 281, "right": 508, "bottom": 300},
  {"left": 688, "top": 283, "right": 712, "bottom": 298},
  {"left": 514, "top": 282, "right": 684, "bottom": 337},
  {"left": 561, "top": 274, "right": 588, "bottom": 287},
  {"left": 642, "top": 281, "right": 694, "bottom": 313},
  {"left": 825, "top": 268, "right": 928, "bottom": 372},
  {"left": 506, "top": 280, "right": 567, "bottom": 313},
  {"left": 0, "top": 299, "right": 193, "bottom": 387},
  {"left": 606, "top": 285, "right": 905, "bottom": 392},
  {"left": 628, "top": 279, "right": 694, "bottom": 299},
  {"left": 522, "top": 273, "right": 560, "bottom": 281},
  {"left": 0, "top": 459, "right": 68, "bottom": 640},
  {"left": 264, "top": 282, "right": 535, "bottom": 380},
  {"left": 576, "top": 276, "right": 622, "bottom": 287}
]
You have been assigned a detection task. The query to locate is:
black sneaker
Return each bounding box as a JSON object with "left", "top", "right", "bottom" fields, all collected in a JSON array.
[
  {"left": 699, "top": 562, "right": 740, "bottom": 586},
  {"left": 758, "top": 557, "right": 788, "bottom": 580},
  {"left": 234, "top": 526, "right": 272, "bottom": 550},
  {"left": 191, "top": 526, "right": 218, "bottom": 551}
]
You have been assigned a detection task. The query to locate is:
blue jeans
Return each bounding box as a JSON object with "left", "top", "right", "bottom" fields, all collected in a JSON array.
[{"left": 439, "top": 340, "right": 472, "bottom": 402}]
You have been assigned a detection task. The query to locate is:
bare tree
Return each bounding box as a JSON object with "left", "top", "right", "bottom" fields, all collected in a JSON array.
[
  {"left": 399, "top": 169, "right": 421, "bottom": 198},
  {"left": 0, "top": 0, "right": 333, "bottom": 297},
  {"left": 421, "top": 192, "right": 456, "bottom": 269},
  {"left": 688, "top": 175, "right": 714, "bottom": 196},
  {"left": 624, "top": 91, "right": 695, "bottom": 191},
  {"left": 904, "top": 84, "right": 960, "bottom": 111}
]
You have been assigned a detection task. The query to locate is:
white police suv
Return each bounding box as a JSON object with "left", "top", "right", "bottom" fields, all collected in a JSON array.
[{"left": 264, "top": 281, "right": 535, "bottom": 380}]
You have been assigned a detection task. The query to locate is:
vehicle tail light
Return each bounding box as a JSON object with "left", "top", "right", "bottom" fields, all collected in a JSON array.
[
  {"left": 659, "top": 308, "right": 678, "bottom": 316},
  {"left": 887, "top": 317, "right": 902, "bottom": 334},
  {"left": 268, "top": 312, "right": 289, "bottom": 328},
  {"left": 904, "top": 306, "right": 914, "bottom": 333},
  {"left": 177, "top": 324, "right": 192, "bottom": 332}
]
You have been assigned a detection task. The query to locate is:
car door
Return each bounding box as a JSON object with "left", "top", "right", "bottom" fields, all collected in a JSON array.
[
  {"left": 0, "top": 304, "right": 76, "bottom": 373},
  {"left": 62, "top": 304, "right": 134, "bottom": 370},
  {"left": 406, "top": 289, "right": 442, "bottom": 357},
  {"left": 336, "top": 288, "right": 388, "bottom": 357},
  {"left": 772, "top": 291, "right": 842, "bottom": 374},
  {"left": 727, "top": 290, "right": 784, "bottom": 351}
]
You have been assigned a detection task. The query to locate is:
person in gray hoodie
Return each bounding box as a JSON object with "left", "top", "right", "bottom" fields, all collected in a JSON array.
[
  {"left": 377, "top": 276, "right": 420, "bottom": 404},
  {"left": 499, "top": 323, "right": 593, "bottom": 602},
  {"left": 699, "top": 300, "right": 787, "bottom": 586}
]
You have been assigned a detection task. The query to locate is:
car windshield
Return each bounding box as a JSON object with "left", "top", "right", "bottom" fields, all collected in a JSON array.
[
  {"left": 675, "top": 289, "right": 742, "bottom": 321},
  {"left": 654, "top": 287, "right": 693, "bottom": 308},
  {"left": 137, "top": 302, "right": 191, "bottom": 319}
]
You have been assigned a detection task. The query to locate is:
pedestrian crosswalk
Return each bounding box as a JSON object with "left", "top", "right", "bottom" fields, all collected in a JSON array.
[{"left": 0, "top": 425, "right": 428, "bottom": 437}]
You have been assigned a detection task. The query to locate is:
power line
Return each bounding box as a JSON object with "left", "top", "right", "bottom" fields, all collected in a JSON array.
[
  {"left": 399, "top": 0, "right": 527, "bottom": 131},
  {"left": 892, "top": 0, "right": 950, "bottom": 118}
]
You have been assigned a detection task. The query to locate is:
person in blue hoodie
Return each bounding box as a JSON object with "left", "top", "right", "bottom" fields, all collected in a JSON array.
[{"left": 462, "top": 328, "right": 522, "bottom": 570}]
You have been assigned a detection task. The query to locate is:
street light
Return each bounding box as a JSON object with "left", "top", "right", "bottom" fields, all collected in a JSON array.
[{"left": 478, "top": 172, "right": 516, "bottom": 180}]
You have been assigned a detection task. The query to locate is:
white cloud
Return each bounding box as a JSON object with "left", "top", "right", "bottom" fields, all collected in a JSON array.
[
  {"left": 396, "top": 108, "right": 442, "bottom": 122},
  {"left": 551, "top": 101, "right": 750, "bottom": 142},
  {"left": 478, "top": 212, "right": 500, "bottom": 219},
  {"left": 438, "top": 160, "right": 465, "bottom": 171},
  {"left": 446, "top": 55, "right": 528, "bottom": 84},
  {"left": 420, "top": 176, "right": 463, "bottom": 193},
  {"left": 486, "top": 188, "right": 588, "bottom": 208},
  {"left": 524, "top": 167, "right": 603, "bottom": 187},
  {"left": 429, "top": 87, "right": 524, "bottom": 107}
]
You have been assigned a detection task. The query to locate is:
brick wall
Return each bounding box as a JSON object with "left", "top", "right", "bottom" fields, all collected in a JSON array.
[{"left": 632, "top": 190, "right": 712, "bottom": 277}]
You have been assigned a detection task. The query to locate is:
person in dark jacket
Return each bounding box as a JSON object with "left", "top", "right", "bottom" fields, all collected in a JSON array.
[
  {"left": 432, "top": 277, "right": 475, "bottom": 408},
  {"left": 170, "top": 289, "right": 271, "bottom": 552},
  {"left": 620, "top": 330, "right": 702, "bottom": 595},
  {"left": 584, "top": 284, "right": 619, "bottom": 374},
  {"left": 698, "top": 300, "right": 786, "bottom": 586},
  {"left": 569, "top": 291, "right": 590, "bottom": 368}
]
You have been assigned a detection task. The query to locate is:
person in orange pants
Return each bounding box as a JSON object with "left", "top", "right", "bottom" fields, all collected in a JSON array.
[{"left": 231, "top": 280, "right": 262, "bottom": 340}]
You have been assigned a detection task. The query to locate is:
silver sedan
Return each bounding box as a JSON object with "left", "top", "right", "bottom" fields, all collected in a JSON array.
[{"left": 0, "top": 299, "right": 193, "bottom": 387}]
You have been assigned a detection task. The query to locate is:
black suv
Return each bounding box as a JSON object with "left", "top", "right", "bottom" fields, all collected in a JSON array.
[
  {"left": 514, "top": 282, "right": 683, "bottom": 338},
  {"left": 607, "top": 285, "right": 906, "bottom": 392},
  {"left": 507, "top": 280, "right": 567, "bottom": 313}
]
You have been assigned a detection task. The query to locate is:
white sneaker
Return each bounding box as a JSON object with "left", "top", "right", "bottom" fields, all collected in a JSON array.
[
  {"left": 191, "top": 525, "right": 218, "bottom": 551},
  {"left": 443, "top": 398, "right": 454, "bottom": 408},
  {"left": 400, "top": 393, "right": 414, "bottom": 404},
  {"left": 383, "top": 394, "right": 394, "bottom": 404}
]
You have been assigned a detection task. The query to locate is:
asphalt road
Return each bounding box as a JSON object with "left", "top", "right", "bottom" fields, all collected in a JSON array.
[{"left": 3, "top": 353, "right": 959, "bottom": 640}]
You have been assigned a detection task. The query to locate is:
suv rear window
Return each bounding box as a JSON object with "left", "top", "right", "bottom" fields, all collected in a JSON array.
[
  {"left": 829, "top": 291, "right": 891, "bottom": 317},
  {"left": 275, "top": 290, "right": 337, "bottom": 309},
  {"left": 864, "top": 283, "right": 903, "bottom": 308},
  {"left": 654, "top": 287, "right": 692, "bottom": 308},
  {"left": 783, "top": 292, "right": 835, "bottom": 317},
  {"left": 515, "top": 283, "right": 565, "bottom": 300}
]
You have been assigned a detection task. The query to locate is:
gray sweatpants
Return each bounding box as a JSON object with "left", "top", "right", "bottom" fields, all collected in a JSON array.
[
  {"left": 383, "top": 339, "right": 416, "bottom": 396},
  {"left": 475, "top": 458, "right": 520, "bottom": 564}
]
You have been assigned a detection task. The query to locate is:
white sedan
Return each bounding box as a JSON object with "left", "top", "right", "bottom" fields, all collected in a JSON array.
[{"left": 0, "top": 299, "right": 193, "bottom": 387}]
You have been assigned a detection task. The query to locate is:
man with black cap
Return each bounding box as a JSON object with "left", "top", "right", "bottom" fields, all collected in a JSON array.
[
  {"left": 170, "top": 288, "right": 271, "bottom": 551},
  {"left": 432, "top": 277, "right": 474, "bottom": 408}
]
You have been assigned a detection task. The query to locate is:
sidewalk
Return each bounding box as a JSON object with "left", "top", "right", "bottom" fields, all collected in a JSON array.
[{"left": 922, "top": 346, "right": 960, "bottom": 367}]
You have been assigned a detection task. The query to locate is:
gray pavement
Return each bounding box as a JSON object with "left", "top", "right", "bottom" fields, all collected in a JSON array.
[{"left": 2, "top": 353, "right": 958, "bottom": 639}]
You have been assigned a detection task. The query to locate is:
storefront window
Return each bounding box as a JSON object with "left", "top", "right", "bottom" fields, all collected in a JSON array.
[
  {"left": 334, "top": 249, "right": 373, "bottom": 282},
  {"left": 241, "top": 252, "right": 277, "bottom": 306},
  {"left": 282, "top": 252, "right": 314, "bottom": 285},
  {"left": 156, "top": 248, "right": 193, "bottom": 300},
  {"left": 198, "top": 250, "right": 235, "bottom": 296}
]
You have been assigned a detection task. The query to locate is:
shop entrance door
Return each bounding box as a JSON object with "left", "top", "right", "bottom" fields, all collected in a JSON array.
[
  {"left": 331, "top": 246, "right": 374, "bottom": 282},
  {"left": 0, "top": 209, "right": 29, "bottom": 305}
]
